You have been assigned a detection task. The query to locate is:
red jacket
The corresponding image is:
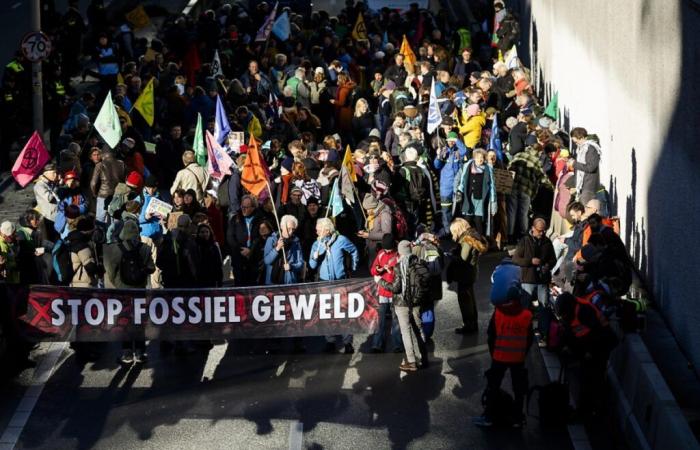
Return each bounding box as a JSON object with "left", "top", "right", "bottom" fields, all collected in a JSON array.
[{"left": 370, "top": 249, "right": 398, "bottom": 298}]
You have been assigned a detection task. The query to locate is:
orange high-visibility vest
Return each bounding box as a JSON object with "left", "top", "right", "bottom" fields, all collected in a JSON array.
[
  {"left": 493, "top": 308, "right": 533, "bottom": 363},
  {"left": 570, "top": 296, "right": 607, "bottom": 338}
]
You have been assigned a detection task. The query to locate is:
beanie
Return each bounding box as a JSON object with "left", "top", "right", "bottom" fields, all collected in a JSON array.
[
  {"left": 362, "top": 193, "right": 379, "bottom": 211},
  {"left": 144, "top": 175, "right": 158, "bottom": 188},
  {"left": 0, "top": 221, "right": 15, "bottom": 236},
  {"left": 447, "top": 131, "right": 459, "bottom": 141},
  {"left": 381, "top": 233, "right": 396, "bottom": 251},
  {"left": 119, "top": 220, "right": 140, "bottom": 241},
  {"left": 126, "top": 171, "right": 143, "bottom": 188}
]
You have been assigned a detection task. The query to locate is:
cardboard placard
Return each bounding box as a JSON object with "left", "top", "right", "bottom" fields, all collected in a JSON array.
[{"left": 494, "top": 168, "right": 515, "bottom": 194}]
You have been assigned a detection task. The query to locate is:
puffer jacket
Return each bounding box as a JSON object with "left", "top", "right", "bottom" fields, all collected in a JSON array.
[
  {"left": 434, "top": 140, "right": 468, "bottom": 200},
  {"left": 458, "top": 112, "right": 486, "bottom": 149},
  {"left": 309, "top": 233, "right": 359, "bottom": 281},
  {"left": 370, "top": 249, "right": 399, "bottom": 298},
  {"left": 512, "top": 232, "right": 556, "bottom": 284},
  {"left": 68, "top": 230, "right": 99, "bottom": 288},
  {"left": 90, "top": 152, "right": 126, "bottom": 198}
]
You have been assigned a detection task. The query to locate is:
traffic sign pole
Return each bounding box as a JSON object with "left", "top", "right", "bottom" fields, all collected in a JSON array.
[{"left": 31, "top": 0, "right": 44, "bottom": 139}]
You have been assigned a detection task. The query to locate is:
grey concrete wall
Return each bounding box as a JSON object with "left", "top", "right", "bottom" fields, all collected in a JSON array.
[{"left": 524, "top": 0, "right": 700, "bottom": 375}]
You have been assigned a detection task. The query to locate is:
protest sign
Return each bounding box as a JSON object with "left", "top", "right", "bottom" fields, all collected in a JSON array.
[
  {"left": 145, "top": 197, "right": 173, "bottom": 218},
  {"left": 21, "top": 279, "right": 379, "bottom": 342},
  {"left": 494, "top": 168, "right": 515, "bottom": 194}
]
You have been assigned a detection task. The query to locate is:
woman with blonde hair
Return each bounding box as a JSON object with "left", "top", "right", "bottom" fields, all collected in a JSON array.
[
  {"left": 352, "top": 98, "right": 374, "bottom": 143},
  {"left": 447, "top": 217, "right": 488, "bottom": 334}
]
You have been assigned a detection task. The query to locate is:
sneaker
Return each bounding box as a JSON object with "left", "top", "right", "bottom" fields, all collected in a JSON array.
[
  {"left": 344, "top": 343, "right": 355, "bottom": 354},
  {"left": 399, "top": 362, "right": 417, "bottom": 372},
  {"left": 134, "top": 350, "right": 147, "bottom": 364},
  {"left": 472, "top": 416, "right": 493, "bottom": 427},
  {"left": 119, "top": 350, "right": 134, "bottom": 365}
]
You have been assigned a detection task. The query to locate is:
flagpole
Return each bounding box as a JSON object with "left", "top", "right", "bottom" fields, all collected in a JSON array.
[
  {"left": 352, "top": 182, "right": 367, "bottom": 222},
  {"left": 264, "top": 178, "right": 287, "bottom": 265}
]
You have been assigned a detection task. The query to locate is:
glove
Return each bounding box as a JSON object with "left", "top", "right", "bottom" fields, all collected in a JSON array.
[{"left": 454, "top": 191, "right": 463, "bottom": 204}]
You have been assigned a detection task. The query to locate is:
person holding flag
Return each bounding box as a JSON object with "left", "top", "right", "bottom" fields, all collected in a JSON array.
[{"left": 309, "top": 217, "right": 359, "bottom": 354}]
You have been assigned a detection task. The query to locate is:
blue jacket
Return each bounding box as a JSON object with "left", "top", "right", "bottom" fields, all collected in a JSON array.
[
  {"left": 434, "top": 139, "right": 468, "bottom": 200},
  {"left": 139, "top": 192, "right": 163, "bottom": 239},
  {"left": 263, "top": 232, "right": 304, "bottom": 284},
  {"left": 309, "top": 233, "right": 359, "bottom": 281},
  {"left": 54, "top": 193, "right": 88, "bottom": 239}
]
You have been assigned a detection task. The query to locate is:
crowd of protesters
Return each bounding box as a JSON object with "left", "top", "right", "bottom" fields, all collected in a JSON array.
[{"left": 0, "top": 0, "right": 636, "bottom": 428}]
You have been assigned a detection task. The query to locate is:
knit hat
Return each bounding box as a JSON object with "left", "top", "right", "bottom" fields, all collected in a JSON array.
[
  {"left": 76, "top": 216, "right": 95, "bottom": 233},
  {"left": 369, "top": 128, "right": 381, "bottom": 138},
  {"left": 380, "top": 80, "right": 396, "bottom": 92},
  {"left": 119, "top": 220, "right": 140, "bottom": 241},
  {"left": 126, "top": 171, "right": 143, "bottom": 188},
  {"left": 371, "top": 179, "right": 389, "bottom": 199},
  {"left": 281, "top": 156, "right": 294, "bottom": 172},
  {"left": 466, "top": 103, "right": 481, "bottom": 117},
  {"left": 398, "top": 240, "right": 412, "bottom": 256},
  {"left": 538, "top": 116, "right": 553, "bottom": 129},
  {"left": 505, "top": 116, "right": 518, "bottom": 129},
  {"left": 306, "top": 196, "right": 319, "bottom": 205},
  {"left": 314, "top": 67, "right": 324, "bottom": 75},
  {"left": 43, "top": 163, "right": 57, "bottom": 173},
  {"left": 362, "top": 193, "right": 379, "bottom": 210},
  {"left": 290, "top": 186, "right": 303, "bottom": 195},
  {"left": 0, "top": 221, "right": 15, "bottom": 236},
  {"left": 447, "top": 131, "right": 459, "bottom": 141},
  {"left": 381, "top": 233, "right": 396, "bottom": 251},
  {"left": 144, "top": 175, "right": 158, "bottom": 188}
]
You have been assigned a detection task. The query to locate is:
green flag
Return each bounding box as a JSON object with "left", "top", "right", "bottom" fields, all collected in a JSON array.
[
  {"left": 94, "top": 91, "right": 122, "bottom": 148},
  {"left": 194, "top": 113, "right": 207, "bottom": 167},
  {"left": 544, "top": 92, "right": 558, "bottom": 119}
]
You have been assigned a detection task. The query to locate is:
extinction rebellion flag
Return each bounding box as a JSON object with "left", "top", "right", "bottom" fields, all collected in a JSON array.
[{"left": 21, "top": 280, "right": 379, "bottom": 342}]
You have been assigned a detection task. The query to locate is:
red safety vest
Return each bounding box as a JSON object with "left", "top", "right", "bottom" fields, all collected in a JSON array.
[
  {"left": 570, "top": 297, "right": 608, "bottom": 338},
  {"left": 493, "top": 308, "right": 533, "bottom": 363}
]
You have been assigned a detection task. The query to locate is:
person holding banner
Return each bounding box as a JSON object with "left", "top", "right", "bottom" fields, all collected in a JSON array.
[
  {"left": 263, "top": 215, "right": 304, "bottom": 285},
  {"left": 309, "top": 218, "right": 360, "bottom": 354}
]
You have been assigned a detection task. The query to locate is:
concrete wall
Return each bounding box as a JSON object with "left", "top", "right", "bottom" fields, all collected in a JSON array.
[{"left": 524, "top": 0, "right": 700, "bottom": 374}]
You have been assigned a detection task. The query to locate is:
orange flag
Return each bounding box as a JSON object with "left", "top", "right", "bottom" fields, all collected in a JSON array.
[
  {"left": 241, "top": 136, "right": 269, "bottom": 196},
  {"left": 342, "top": 145, "right": 357, "bottom": 182},
  {"left": 400, "top": 35, "right": 416, "bottom": 67}
]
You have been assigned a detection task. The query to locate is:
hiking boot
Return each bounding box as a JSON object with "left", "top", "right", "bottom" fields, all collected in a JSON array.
[
  {"left": 134, "top": 350, "right": 148, "bottom": 364},
  {"left": 344, "top": 343, "right": 355, "bottom": 354},
  {"left": 399, "top": 362, "right": 417, "bottom": 372},
  {"left": 119, "top": 350, "right": 134, "bottom": 365},
  {"left": 472, "top": 416, "right": 493, "bottom": 427}
]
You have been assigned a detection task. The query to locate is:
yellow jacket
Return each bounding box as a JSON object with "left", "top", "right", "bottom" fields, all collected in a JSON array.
[{"left": 458, "top": 112, "right": 486, "bottom": 149}]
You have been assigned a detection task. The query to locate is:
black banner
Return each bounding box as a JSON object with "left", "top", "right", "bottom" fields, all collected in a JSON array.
[{"left": 20, "top": 279, "right": 379, "bottom": 341}]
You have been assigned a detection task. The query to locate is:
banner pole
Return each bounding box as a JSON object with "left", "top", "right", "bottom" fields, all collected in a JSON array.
[{"left": 265, "top": 179, "right": 287, "bottom": 264}]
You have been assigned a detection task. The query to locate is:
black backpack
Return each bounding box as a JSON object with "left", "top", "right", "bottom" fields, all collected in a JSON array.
[
  {"left": 118, "top": 242, "right": 147, "bottom": 286},
  {"left": 401, "top": 165, "right": 426, "bottom": 204},
  {"left": 528, "top": 365, "right": 571, "bottom": 427},
  {"left": 407, "top": 257, "right": 431, "bottom": 307},
  {"left": 50, "top": 238, "right": 74, "bottom": 286}
]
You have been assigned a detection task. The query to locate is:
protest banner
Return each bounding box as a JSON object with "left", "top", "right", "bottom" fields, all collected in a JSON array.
[
  {"left": 493, "top": 168, "right": 515, "bottom": 194},
  {"left": 20, "top": 279, "right": 379, "bottom": 342},
  {"left": 145, "top": 197, "right": 173, "bottom": 218}
]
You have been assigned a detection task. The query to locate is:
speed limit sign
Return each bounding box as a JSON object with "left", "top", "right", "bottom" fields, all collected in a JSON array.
[{"left": 21, "top": 31, "right": 52, "bottom": 62}]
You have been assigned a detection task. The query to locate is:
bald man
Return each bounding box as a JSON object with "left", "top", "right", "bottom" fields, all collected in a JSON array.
[{"left": 512, "top": 218, "right": 556, "bottom": 336}]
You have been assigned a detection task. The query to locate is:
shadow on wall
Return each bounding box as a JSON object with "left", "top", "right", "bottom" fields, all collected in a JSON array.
[{"left": 643, "top": 0, "right": 700, "bottom": 376}]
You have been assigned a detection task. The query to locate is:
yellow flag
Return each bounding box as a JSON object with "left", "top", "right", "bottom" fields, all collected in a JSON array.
[
  {"left": 117, "top": 72, "right": 125, "bottom": 85},
  {"left": 342, "top": 145, "right": 357, "bottom": 182},
  {"left": 400, "top": 35, "right": 416, "bottom": 67},
  {"left": 126, "top": 5, "right": 150, "bottom": 30},
  {"left": 351, "top": 13, "right": 368, "bottom": 41},
  {"left": 133, "top": 78, "right": 154, "bottom": 126}
]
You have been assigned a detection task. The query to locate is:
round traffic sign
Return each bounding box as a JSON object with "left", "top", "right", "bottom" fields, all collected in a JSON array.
[{"left": 21, "top": 31, "right": 52, "bottom": 62}]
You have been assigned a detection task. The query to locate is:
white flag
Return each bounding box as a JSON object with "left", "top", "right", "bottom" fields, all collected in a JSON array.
[
  {"left": 94, "top": 91, "right": 122, "bottom": 149},
  {"left": 211, "top": 50, "right": 223, "bottom": 77},
  {"left": 505, "top": 45, "right": 519, "bottom": 69},
  {"left": 427, "top": 79, "right": 442, "bottom": 135}
]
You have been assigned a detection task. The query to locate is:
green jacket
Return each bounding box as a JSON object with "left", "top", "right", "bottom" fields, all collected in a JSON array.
[{"left": 0, "top": 238, "right": 20, "bottom": 284}]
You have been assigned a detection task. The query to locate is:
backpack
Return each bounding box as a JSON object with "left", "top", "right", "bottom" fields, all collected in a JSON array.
[
  {"left": 401, "top": 165, "right": 426, "bottom": 204},
  {"left": 380, "top": 198, "right": 408, "bottom": 240},
  {"left": 118, "top": 242, "right": 147, "bottom": 286},
  {"left": 528, "top": 366, "right": 571, "bottom": 428},
  {"left": 407, "top": 257, "right": 431, "bottom": 307},
  {"left": 50, "top": 238, "right": 74, "bottom": 286},
  {"left": 419, "top": 242, "right": 444, "bottom": 276}
]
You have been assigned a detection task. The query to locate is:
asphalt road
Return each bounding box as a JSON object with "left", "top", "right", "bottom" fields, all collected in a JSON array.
[{"left": 0, "top": 252, "right": 576, "bottom": 450}]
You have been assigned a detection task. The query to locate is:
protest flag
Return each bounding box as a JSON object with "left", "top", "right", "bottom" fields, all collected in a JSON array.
[
  {"left": 339, "top": 165, "right": 355, "bottom": 205},
  {"left": 489, "top": 113, "right": 504, "bottom": 162},
  {"left": 241, "top": 136, "right": 269, "bottom": 196},
  {"left": 505, "top": 45, "right": 519, "bottom": 69},
  {"left": 272, "top": 11, "right": 290, "bottom": 41},
  {"left": 341, "top": 145, "right": 357, "bottom": 182},
  {"left": 400, "top": 35, "right": 416, "bottom": 67},
  {"left": 544, "top": 92, "right": 559, "bottom": 120},
  {"left": 132, "top": 78, "right": 154, "bottom": 126},
  {"left": 427, "top": 79, "right": 442, "bottom": 135},
  {"left": 11, "top": 131, "right": 51, "bottom": 187},
  {"left": 94, "top": 91, "right": 122, "bottom": 148},
  {"left": 194, "top": 113, "right": 207, "bottom": 167},
  {"left": 330, "top": 178, "right": 344, "bottom": 217},
  {"left": 211, "top": 50, "right": 223, "bottom": 77},
  {"left": 255, "top": 2, "right": 278, "bottom": 42},
  {"left": 205, "top": 130, "right": 234, "bottom": 180},
  {"left": 125, "top": 4, "right": 150, "bottom": 29},
  {"left": 351, "top": 13, "right": 368, "bottom": 41},
  {"left": 214, "top": 95, "right": 231, "bottom": 145}
]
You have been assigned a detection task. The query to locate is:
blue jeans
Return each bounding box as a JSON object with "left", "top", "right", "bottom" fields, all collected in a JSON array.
[
  {"left": 522, "top": 283, "right": 551, "bottom": 335},
  {"left": 371, "top": 301, "right": 402, "bottom": 350},
  {"left": 507, "top": 191, "right": 531, "bottom": 239},
  {"left": 440, "top": 203, "right": 453, "bottom": 236}
]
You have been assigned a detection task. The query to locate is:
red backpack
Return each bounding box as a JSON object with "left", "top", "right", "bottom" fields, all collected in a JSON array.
[{"left": 381, "top": 197, "right": 409, "bottom": 239}]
